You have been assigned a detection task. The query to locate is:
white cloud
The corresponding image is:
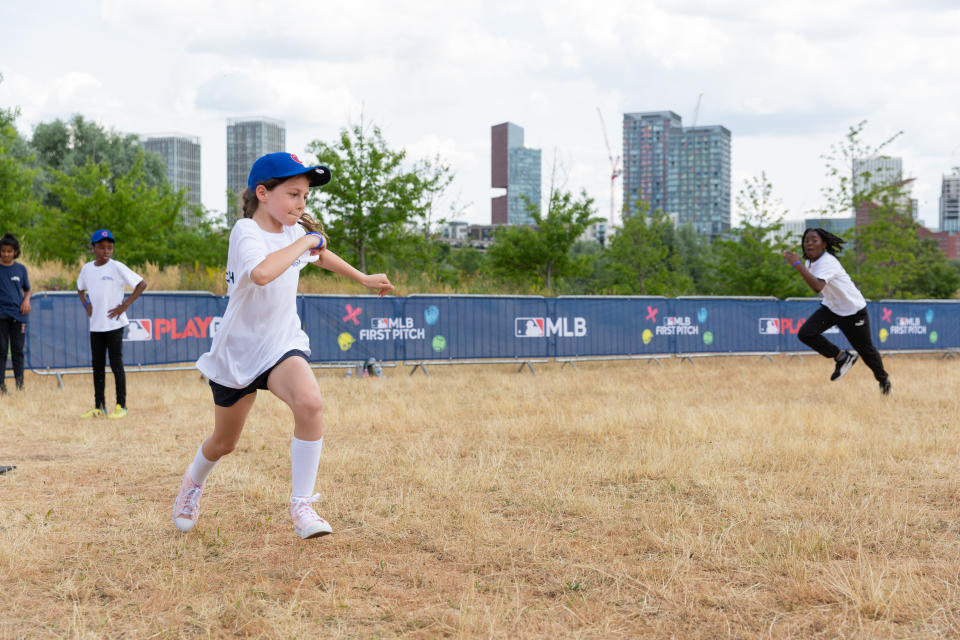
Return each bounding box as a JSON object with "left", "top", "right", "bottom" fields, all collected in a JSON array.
[{"left": 1, "top": 0, "right": 958, "bottom": 229}]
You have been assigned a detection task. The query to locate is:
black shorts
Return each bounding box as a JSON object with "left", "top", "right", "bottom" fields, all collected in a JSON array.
[{"left": 209, "top": 349, "right": 310, "bottom": 408}]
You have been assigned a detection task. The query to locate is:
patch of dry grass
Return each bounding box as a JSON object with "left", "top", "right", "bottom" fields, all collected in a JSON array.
[
  {"left": 2, "top": 355, "right": 960, "bottom": 638},
  {"left": 23, "top": 260, "right": 470, "bottom": 297}
]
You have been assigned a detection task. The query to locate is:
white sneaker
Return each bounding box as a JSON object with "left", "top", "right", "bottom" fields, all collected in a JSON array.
[
  {"left": 290, "top": 494, "right": 333, "bottom": 539},
  {"left": 173, "top": 468, "right": 204, "bottom": 532}
]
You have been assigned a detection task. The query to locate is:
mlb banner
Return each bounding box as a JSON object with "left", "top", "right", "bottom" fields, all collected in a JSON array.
[
  {"left": 552, "top": 296, "right": 671, "bottom": 357},
  {"left": 27, "top": 292, "right": 226, "bottom": 369},
  {"left": 671, "top": 297, "right": 783, "bottom": 354},
  {"left": 871, "top": 300, "right": 959, "bottom": 352},
  {"left": 24, "top": 293, "right": 960, "bottom": 371}
]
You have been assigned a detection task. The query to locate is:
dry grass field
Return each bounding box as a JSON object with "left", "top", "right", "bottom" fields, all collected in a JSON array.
[{"left": 2, "top": 354, "right": 960, "bottom": 638}]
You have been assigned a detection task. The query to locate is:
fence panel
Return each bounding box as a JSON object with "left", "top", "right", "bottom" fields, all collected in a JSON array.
[
  {"left": 27, "top": 291, "right": 225, "bottom": 369},
  {"left": 300, "top": 295, "right": 406, "bottom": 363},
  {"left": 552, "top": 296, "right": 672, "bottom": 357},
  {"left": 872, "top": 300, "right": 960, "bottom": 352},
  {"left": 671, "top": 297, "right": 782, "bottom": 354},
  {"left": 403, "top": 295, "right": 551, "bottom": 360}
]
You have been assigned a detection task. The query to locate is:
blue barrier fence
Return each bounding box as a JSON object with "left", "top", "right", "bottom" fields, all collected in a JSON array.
[{"left": 25, "top": 291, "right": 960, "bottom": 370}]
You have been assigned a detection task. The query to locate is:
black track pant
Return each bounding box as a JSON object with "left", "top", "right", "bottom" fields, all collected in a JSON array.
[
  {"left": 0, "top": 317, "right": 25, "bottom": 389},
  {"left": 797, "top": 305, "right": 889, "bottom": 383},
  {"left": 90, "top": 328, "right": 126, "bottom": 409}
]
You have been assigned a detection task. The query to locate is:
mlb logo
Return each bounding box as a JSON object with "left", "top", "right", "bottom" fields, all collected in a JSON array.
[
  {"left": 759, "top": 318, "right": 780, "bottom": 335},
  {"left": 124, "top": 319, "right": 152, "bottom": 341},
  {"left": 515, "top": 317, "right": 544, "bottom": 338},
  {"left": 371, "top": 318, "right": 389, "bottom": 329}
]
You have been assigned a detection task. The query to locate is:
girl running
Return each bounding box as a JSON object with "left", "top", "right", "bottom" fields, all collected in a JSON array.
[
  {"left": 783, "top": 227, "right": 891, "bottom": 395},
  {"left": 173, "top": 152, "right": 393, "bottom": 539}
]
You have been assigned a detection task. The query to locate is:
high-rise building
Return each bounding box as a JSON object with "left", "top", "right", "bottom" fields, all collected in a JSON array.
[
  {"left": 491, "top": 122, "right": 541, "bottom": 225},
  {"left": 852, "top": 156, "right": 902, "bottom": 197},
  {"left": 226, "top": 117, "right": 285, "bottom": 217},
  {"left": 940, "top": 168, "right": 960, "bottom": 234},
  {"left": 622, "top": 111, "right": 731, "bottom": 236},
  {"left": 852, "top": 157, "right": 919, "bottom": 226},
  {"left": 142, "top": 134, "right": 202, "bottom": 207}
]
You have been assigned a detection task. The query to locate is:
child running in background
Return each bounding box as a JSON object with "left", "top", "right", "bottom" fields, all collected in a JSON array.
[
  {"left": 783, "top": 227, "right": 891, "bottom": 395},
  {"left": 173, "top": 152, "right": 393, "bottom": 539},
  {"left": 77, "top": 229, "right": 148, "bottom": 418},
  {"left": 0, "top": 233, "right": 31, "bottom": 393}
]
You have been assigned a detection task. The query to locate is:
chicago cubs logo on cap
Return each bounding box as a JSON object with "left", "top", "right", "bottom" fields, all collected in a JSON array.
[{"left": 290, "top": 154, "right": 303, "bottom": 165}]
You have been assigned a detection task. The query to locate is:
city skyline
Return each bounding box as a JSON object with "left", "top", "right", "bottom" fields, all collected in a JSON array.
[{"left": 2, "top": 2, "right": 959, "bottom": 232}]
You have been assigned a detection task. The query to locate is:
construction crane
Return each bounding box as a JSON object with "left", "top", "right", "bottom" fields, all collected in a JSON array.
[
  {"left": 691, "top": 91, "right": 704, "bottom": 127},
  {"left": 596, "top": 107, "right": 623, "bottom": 228}
]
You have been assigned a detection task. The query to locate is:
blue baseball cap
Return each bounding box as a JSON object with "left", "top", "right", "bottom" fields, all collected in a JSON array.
[
  {"left": 90, "top": 229, "right": 115, "bottom": 244},
  {"left": 247, "top": 152, "right": 331, "bottom": 190}
]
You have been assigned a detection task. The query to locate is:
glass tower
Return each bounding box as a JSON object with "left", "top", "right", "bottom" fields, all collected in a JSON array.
[
  {"left": 491, "top": 122, "right": 541, "bottom": 225},
  {"left": 142, "top": 134, "right": 202, "bottom": 208},
  {"left": 226, "top": 117, "right": 286, "bottom": 217},
  {"left": 622, "top": 111, "right": 731, "bottom": 237},
  {"left": 852, "top": 157, "right": 902, "bottom": 197}
]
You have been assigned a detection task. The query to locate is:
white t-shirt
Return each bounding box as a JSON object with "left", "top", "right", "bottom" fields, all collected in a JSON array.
[
  {"left": 196, "top": 218, "right": 318, "bottom": 389},
  {"left": 806, "top": 252, "right": 866, "bottom": 317},
  {"left": 76, "top": 259, "right": 144, "bottom": 333}
]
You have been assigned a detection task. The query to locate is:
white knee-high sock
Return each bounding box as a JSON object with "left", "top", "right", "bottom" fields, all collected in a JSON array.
[
  {"left": 290, "top": 436, "right": 323, "bottom": 499},
  {"left": 189, "top": 445, "right": 217, "bottom": 485}
]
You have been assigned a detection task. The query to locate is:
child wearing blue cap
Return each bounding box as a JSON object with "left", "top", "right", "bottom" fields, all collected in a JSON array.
[
  {"left": 0, "top": 233, "right": 31, "bottom": 393},
  {"left": 173, "top": 152, "right": 394, "bottom": 540},
  {"left": 77, "top": 229, "right": 147, "bottom": 418}
]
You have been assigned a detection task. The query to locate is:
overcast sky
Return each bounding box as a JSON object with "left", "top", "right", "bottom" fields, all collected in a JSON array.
[{"left": 2, "top": 1, "right": 959, "bottom": 231}]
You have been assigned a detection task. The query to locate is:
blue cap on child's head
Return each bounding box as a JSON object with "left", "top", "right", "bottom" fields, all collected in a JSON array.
[
  {"left": 247, "top": 153, "right": 331, "bottom": 190},
  {"left": 90, "top": 229, "right": 115, "bottom": 244}
]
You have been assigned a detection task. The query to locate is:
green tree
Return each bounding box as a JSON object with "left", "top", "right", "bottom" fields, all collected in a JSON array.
[
  {"left": 673, "top": 223, "right": 713, "bottom": 294},
  {"left": 486, "top": 189, "right": 600, "bottom": 291},
  {"left": 819, "top": 121, "right": 959, "bottom": 298},
  {"left": 597, "top": 206, "right": 693, "bottom": 295},
  {"left": 708, "top": 172, "right": 807, "bottom": 297},
  {"left": 34, "top": 156, "right": 189, "bottom": 267},
  {"left": 0, "top": 90, "right": 48, "bottom": 239},
  {"left": 31, "top": 115, "right": 168, "bottom": 193},
  {"left": 306, "top": 118, "right": 455, "bottom": 273},
  {"left": 849, "top": 201, "right": 959, "bottom": 299}
]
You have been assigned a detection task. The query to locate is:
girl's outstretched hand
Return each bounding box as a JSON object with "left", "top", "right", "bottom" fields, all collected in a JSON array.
[
  {"left": 363, "top": 273, "right": 394, "bottom": 297},
  {"left": 782, "top": 249, "right": 801, "bottom": 265}
]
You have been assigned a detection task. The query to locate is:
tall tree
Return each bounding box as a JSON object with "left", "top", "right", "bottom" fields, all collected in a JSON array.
[
  {"left": 306, "top": 117, "right": 454, "bottom": 273},
  {"left": 0, "top": 75, "right": 50, "bottom": 246},
  {"left": 818, "top": 121, "right": 959, "bottom": 298},
  {"left": 708, "top": 172, "right": 807, "bottom": 297},
  {"left": 597, "top": 206, "right": 693, "bottom": 295},
  {"left": 816, "top": 120, "right": 902, "bottom": 219},
  {"left": 486, "top": 189, "right": 600, "bottom": 291},
  {"left": 31, "top": 115, "right": 168, "bottom": 193}
]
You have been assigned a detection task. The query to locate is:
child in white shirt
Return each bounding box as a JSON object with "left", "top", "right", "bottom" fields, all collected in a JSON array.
[
  {"left": 783, "top": 227, "right": 891, "bottom": 394},
  {"left": 77, "top": 230, "right": 147, "bottom": 417},
  {"left": 173, "top": 152, "right": 394, "bottom": 539}
]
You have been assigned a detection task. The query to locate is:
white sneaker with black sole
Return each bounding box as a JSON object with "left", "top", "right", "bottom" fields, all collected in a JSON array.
[{"left": 830, "top": 350, "right": 859, "bottom": 381}]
